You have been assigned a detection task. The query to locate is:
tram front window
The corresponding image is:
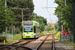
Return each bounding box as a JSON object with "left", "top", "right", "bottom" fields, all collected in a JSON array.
[
  {"left": 23, "top": 22, "right": 33, "bottom": 32},
  {"left": 24, "top": 27, "right": 33, "bottom": 32}
]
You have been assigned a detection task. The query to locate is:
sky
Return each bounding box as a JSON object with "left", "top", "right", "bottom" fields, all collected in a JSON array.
[{"left": 33, "top": 0, "right": 58, "bottom": 23}]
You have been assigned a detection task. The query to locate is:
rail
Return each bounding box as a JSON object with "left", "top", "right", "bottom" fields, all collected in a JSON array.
[
  {"left": 35, "top": 35, "right": 49, "bottom": 50},
  {"left": 52, "top": 34, "right": 55, "bottom": 50}
]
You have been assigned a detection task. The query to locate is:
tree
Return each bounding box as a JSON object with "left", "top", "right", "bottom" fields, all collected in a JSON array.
[
  {"left": 36, "top": 16, "right": 47, "bottom": 32},
  {"left": 7, "top": 0, "right": 34, "bottom": 27},
  {"left": 32, "top": 13, "right": 47, "bottom": 32},
  {"left": 55, "top": 0, "right": 75, "bottom": 32},
  {"left": 0, "top": 0, "right": 15, "bottom": 32}
]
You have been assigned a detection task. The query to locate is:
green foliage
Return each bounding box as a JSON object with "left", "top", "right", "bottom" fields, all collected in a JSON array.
[
  {"left": 36, "top": 15, "right": 47, "bottom": 32},
  {"left": 0, "top": 0, "right": 46, "bottom": 33},
  {"left": 40, "top": 32, "right": 47, "bottom": 36},
  {"left": 56, "top": 31, "right": 61, "bottom": 39},
  {"left": 0, "top": 36, "right": 6, "bottom": 42},
  {"left": 46, "top": 24, "right": 55, "bottom": 31},
  {"left": 13, "top": 34, "right": 21, "bottom": 40},
  {"left": 55, "top": 0, "right": 75, "bottom": 33},
  {"left": 15, "top": 27, "right": 20, "bottom": 33},
  {"left": 63, "top": 42, "right": 75, "bottom": 48},
  {"left": 7, "top": 0, "right": 34, "bottom": 27},
  {"left": 32, "top": 13, "right": 47, "bottom": 32},
  {"left": 0, "top": 0, "right": 15, "bottom": 32}
]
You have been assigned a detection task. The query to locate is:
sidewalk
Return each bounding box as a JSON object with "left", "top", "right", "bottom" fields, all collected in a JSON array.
[{"left": 55, "top": 42, "right": 75, "bottom": 50}]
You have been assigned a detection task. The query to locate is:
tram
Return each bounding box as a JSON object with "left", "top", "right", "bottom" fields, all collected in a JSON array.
[{"left": 21, "top": 21, "right": 40, "bottom": 38}]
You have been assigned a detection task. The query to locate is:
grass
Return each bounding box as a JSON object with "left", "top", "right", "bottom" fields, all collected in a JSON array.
[
  {"left": 49, "top": 30, "right": 57, "bottom": 34},
  {"left": 63, "top": 42, "right": 75, "bottom": 48},
  {"left": 0, "top": 40, "right": 18, "bottom": 44},
  {"left": 40, "top": 31, "right": 47, "bottom": 36},
  {"left": 0, "top": 32, "right": 48, "bottom": 44},
  {"left": 13, "top": 34, "right": 22, "bottom": 40},
  {"left": 0, "top": 34, "right": 22, "bottom": 44},
  {"left": 49, "top": 30, "right": 61, "bottom": 39},
  {"left": 56, "top": 31, "right": 61, "bottom": 39}
]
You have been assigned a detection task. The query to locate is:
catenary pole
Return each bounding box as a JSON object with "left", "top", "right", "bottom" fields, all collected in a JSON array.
[
  {"left": 22, "top": 9, "right": 23, "bottom": 21},
  {"left": 5, "top": 0, "right": 7, "bottom": 38}
]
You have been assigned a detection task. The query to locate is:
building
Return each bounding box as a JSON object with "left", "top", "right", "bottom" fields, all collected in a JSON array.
[{"left": 47, "top": 22, "right": 55, "bottom": 26}]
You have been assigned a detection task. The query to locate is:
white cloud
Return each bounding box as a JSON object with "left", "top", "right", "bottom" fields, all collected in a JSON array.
[{"left": 33, "top": 0, "right": 58, "bottom": 23}]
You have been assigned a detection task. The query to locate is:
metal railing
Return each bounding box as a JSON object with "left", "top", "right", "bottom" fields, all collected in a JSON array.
[{"left": 60, "top": 33, "right": 73, "bottom": 42}]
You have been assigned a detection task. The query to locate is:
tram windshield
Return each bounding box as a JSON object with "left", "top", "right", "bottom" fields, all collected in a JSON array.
[
  {"left": 24, "top": 27, "right": 33, "bottom": 32},
  {"left": 23, "top": 22, "right": 33, "bottom": 32}
]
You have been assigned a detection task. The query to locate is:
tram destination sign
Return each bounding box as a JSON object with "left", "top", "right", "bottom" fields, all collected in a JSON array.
[{"left": 23, "top": 21, "right": 33, "bottom": 26}]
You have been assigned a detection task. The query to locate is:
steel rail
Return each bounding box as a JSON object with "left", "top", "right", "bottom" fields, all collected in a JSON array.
[
  {"left": 2, "top": 40, "right": 34, "bottom": 50},
  {"left": 0, "top": 45, "right": 33, "bottom": 50},
  {"left": 35, "top": 35, "right": 49, "bottom": 50},
  {"left": 11, "top": 40, "right": 23, "bottom": 45},
  {"left": 52, "top": 34, "right": 55, "bottom": 50},
  {"left": 20, "top": 40, "right": 32, "bottom": 46}
]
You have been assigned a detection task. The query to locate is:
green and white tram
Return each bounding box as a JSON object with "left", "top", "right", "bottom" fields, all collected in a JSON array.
[{"left": 22, "top": 21, "right": 40, "bottom": 38}]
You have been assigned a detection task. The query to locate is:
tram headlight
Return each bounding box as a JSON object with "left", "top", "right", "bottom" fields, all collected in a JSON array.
[
  {"left": 31, "top": 34, "right": 33, "bottom": 35},
  {"left": 23, "top": 34, "right": 25, "bottom": 36}
]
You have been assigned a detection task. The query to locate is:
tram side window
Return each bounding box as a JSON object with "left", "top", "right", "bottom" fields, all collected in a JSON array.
[{"left": 34, "top": 26, "right": 36, "bottom": 33}]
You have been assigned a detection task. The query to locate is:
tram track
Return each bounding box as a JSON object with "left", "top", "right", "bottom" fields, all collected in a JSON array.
[
  {"left": 35, "top": 35, "right": 49, "bottom": 50},
  {"left": 0, "top": 34, "right": 56, "bottom": 50},
  {"left": 38, "top": 34, "right": 55, "bottom": 50},
  {"left": 11, "top": 40, "right": 33, "bottom": 46},
  {"left": 0, "top": 39, "right": 36, "bottom": 50},
  {"left": 23, "top": 34, "right": 55, "bottom": 50}
]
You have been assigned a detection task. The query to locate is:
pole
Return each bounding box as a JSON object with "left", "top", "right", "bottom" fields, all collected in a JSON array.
[
  {"left": 61, "top": 21, "right": 63, "bottom": 31},
  {"left": 65, "top": 0, "right": 66, "bottom": 6},
  {"left": 12, "top": 24, "right": 13, "bottom": 40},
  {"left": 35, "top": 14, "right": 36, "bottom": 21},
  {"left": 5, "top": 0, "right": 7, "bottom": 7},
  {"left": 61, "top": 12, "right": 63, "bottom": 31},
  {"left": 5, "top": 0, "right": 7, "bottom": 38},
  {"left": 65, "top": 0, "right": 67, "bottom": 31},
  {"left": 22, "top": 9, "right": 23, "bottom": 21},
  {"left": 73, "top": 3, "right": 75, "bottom": 43},
  {"left": 14, "top": 26, "right": 15, "bottom": 32}
]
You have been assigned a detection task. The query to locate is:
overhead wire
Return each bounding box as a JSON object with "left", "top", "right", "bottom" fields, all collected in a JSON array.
[{"left": 46, "top": 0, "right": 52, "bottom": 23}]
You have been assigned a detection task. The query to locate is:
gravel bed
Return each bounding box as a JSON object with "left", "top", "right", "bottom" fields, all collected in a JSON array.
[
  {"left": 15, "top": 40, "right": 29, "bottom": 45},
  {"left": 39, "top": 35, "right": 53, "bottom": 50},
  {"left": 24, "top": 41, "right": 42, "bottom": 49},
  {"left": 39, "top": 41, "right": 52, "bottom": 50},
  {"left": 23, "top": 36, "right": 47, "bottom": 49}
]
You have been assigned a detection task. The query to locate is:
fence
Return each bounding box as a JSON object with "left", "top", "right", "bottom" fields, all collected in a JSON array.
[
  {"left": 0, "top": 33, "right": 13, "bottom": 40},
  {"left": 60, "top": 33, "right": 73, "bottom": 42}
]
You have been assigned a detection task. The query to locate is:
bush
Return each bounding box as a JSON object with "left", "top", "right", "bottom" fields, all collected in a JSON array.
[
  {"left": 0, "top": 36, "right": 6, "bottom": 42},
  {"left": 40, "top": 32, "right": 47, "bottom": 36},
  {"left": 13, "top": 34, "right": 21, "bottom": 40},
  {"left": 56, "top": 31, "right": 61, "bottom": 39},
  {"left": 15, "top": 27, "right": 20, "bottom": 34}
]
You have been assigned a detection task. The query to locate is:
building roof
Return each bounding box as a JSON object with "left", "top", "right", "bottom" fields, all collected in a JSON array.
[{"left": 47, "top": 22, "right": 55, "bottom": 26}]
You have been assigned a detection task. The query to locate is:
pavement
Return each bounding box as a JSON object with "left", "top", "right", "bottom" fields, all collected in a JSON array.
[{"left": 55, "top": 42, "right": 75, "bottom": 50}]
